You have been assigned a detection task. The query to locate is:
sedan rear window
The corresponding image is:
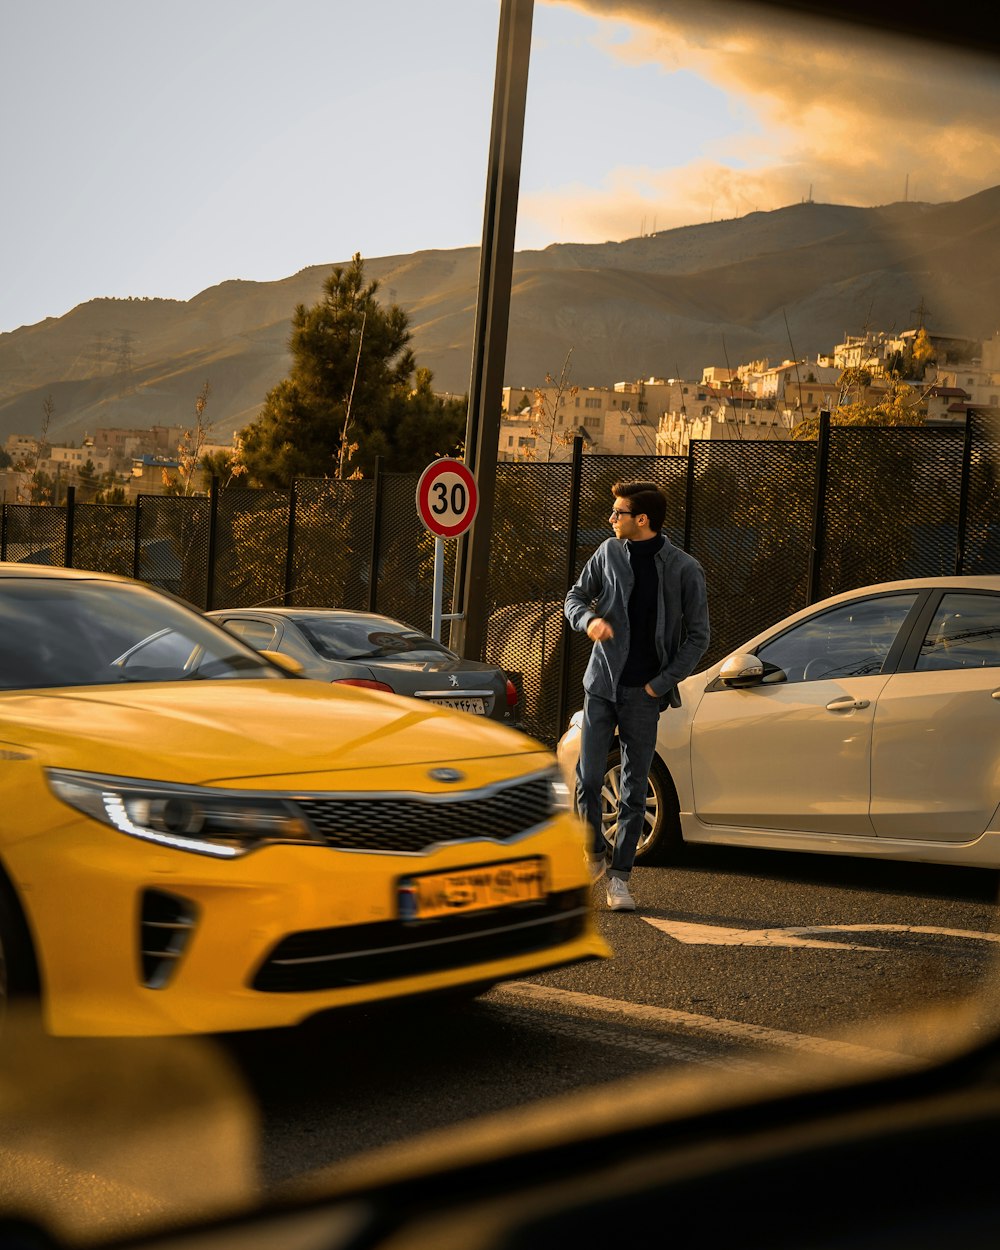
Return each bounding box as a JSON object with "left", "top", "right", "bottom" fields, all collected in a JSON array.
[{"left": 292, "top": 616, "right": 453, "bottom": 662}]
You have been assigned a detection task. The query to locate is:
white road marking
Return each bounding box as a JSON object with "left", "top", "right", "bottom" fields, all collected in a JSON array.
[
  {"left": 642, "top": 918, "right": 1000, "bottom": 951},
  {"left": 495, "top": 982, "right": 920, "bottom": 1071}
]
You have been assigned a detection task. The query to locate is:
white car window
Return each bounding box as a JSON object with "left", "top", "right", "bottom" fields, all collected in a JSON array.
[
  {"left": 756, "top": 593, "right": 919, "bottom": 683},
  {"left": 916, "top": 593, "right": 1000, "bottom": 671}
]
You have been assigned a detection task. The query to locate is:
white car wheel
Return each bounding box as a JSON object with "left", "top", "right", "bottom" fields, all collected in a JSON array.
[{"left": 601, "top": 750, "right": 680, "bottom": 864}]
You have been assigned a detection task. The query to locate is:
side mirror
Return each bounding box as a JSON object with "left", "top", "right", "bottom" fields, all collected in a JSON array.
[
  {"left": 716, "top": 653, "right": 787, "bottom": 688},
  {"left": 719, "top": 652, "right": 764, "bottom": 685},
  {"left": 259, "top": 649, "right": 305, "bottom": 676}
]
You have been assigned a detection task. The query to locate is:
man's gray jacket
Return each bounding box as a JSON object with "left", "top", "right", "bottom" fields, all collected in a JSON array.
[{"left": 564, "top": 535, "right": 710, "bottom": 708}]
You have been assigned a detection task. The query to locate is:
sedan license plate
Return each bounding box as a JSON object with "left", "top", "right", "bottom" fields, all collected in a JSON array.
[
  {"left": 430, "top": 696, "right": 486, "bottom": 715},
  {"left": 398, "top": 858, "right": 549, "bottom": 921}
]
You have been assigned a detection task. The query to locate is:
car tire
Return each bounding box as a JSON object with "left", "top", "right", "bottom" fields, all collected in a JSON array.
[
  {"left": 602, "top": 749, "right": 682, "bottom": 865},
  {"left": 0, "top": 872, "right": 41, "bottom": 1036}
]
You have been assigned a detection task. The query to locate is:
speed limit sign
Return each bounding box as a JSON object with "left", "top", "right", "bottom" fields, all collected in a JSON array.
[{"left": 415, "top": 458, "right": 479, "bottom": 538}]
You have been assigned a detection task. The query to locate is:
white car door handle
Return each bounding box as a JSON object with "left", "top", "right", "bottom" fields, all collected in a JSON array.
[{"left": 826, "top": 697, "right": 871, "bottom": 711}]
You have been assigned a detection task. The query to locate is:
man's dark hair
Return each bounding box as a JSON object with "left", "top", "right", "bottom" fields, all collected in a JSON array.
[{"left": 612, "top": 480, "right": 667, "bottom": 533}]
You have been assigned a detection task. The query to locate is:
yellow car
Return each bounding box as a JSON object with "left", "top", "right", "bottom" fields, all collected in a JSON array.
[{"left": 0, "top": 565, "right": 608, "bottom": 1037}]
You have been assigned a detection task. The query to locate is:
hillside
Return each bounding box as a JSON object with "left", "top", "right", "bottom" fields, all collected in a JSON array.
[{"left": 1, "top": 188, "right": 998, "bottom": 447}]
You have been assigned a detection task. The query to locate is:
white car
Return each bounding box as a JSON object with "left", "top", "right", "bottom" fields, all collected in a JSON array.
[{"left": 557, "top": 576, "right": 1000, "bottom": 870}]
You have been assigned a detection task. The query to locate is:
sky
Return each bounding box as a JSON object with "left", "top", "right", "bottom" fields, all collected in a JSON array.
[{"left": 2, "top": 0, "right": 999, "bottom": 334}]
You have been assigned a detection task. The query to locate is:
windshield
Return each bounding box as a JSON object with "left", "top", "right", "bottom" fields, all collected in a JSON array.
[
  {"left": 0, "top": 579, "right": 283, "bottom": 689},
  {"left": 293, "top": 615, "right": 454, "bottom": 662}
]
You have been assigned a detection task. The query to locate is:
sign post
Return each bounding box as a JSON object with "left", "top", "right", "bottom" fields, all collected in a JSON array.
[{"left": 415, "top": 459, "right": 480, "bottom": 641}]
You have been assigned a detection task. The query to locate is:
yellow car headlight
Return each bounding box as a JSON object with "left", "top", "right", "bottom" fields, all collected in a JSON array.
[{"left": 46, "top": 769, "right": 319, "bottom": 859}]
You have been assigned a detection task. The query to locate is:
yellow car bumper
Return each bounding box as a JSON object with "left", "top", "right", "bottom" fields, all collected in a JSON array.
[{"left": 9, "top": 811, "right": 609, "bottom": 1037}]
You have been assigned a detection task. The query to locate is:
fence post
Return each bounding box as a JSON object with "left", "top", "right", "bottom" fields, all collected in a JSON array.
[
  {"left": 132, "top": 497, "right": 143, "bottom": 580},
  {"left": 283, "top": 479, "right": 298, "bottom": 606},
  {"left": 954, "top": 410, "right": 974, "bottom": 575},
  {"left": 204, "top": 476, "right": 219, "bottom": 610},
  {"left": 555, "top": 436, "right": 584, "bottom": 743},
  {"left": 1, "top": 500, "right": 7, "bottom": 562},
  {"left": 63, "top": 486, "right": 76, "bottom": 568},
  {"left": 367, "top": 457, "right": 384, "bottom": 613},
  {"left": 806, "top": 410, "right": 831, "bottom": 604},
  {"left": 683, "top": 440, "right": 696, "bottom": 554}
]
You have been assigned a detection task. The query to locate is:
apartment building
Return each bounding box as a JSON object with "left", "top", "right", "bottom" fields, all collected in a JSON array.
[
  {"left": 499, "top": 382, "right": 658, "bottom": 460},
  {"left": 930, "top": 330, "right": 1000, "bottom": 413},
  {"left": 39, "top": 443, "right": 115, "bottom": 477}
]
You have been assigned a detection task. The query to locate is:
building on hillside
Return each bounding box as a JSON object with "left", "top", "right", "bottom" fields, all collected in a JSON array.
[
  {"left": 129, "top": 455, "right": 183, "bottom": 497},
  {"left": 833, "top": 333, "right": 895, "bottom": 373},
  {"left": 92, "top": 424, "right": 189, "bottom": 469},
  {"left": 39, "top": 443, "right": 114, "bottom": 477},
  {"left": 742, "top": 359, "right": 841, "bottom": 404},
  {"left": 929, "top": 331, "right": 1000, "bottom": 413},
  {"left": 3, "top": 434, "right": 40, "bottom": 466},
  {"left": 656, "top": 395, "right": 795, "bottom": 457},
  {"left": 701, "top": 366, "right": 738, "bottom": 387},
  {"left": 498, "top": 382, "right": 658, "bottom": 460},
  {"left": 925, "top": 385, "right": 973, "bottom": 423}
]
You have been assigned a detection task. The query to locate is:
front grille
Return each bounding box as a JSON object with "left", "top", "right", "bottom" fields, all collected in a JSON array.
[
  {"left": 251, "top": 887, "right": 588, "bottom": 992},
  {"left": 296, "top": 775, "right": 552, "bottom": 854},
  {"left": 139, "top": 889, "right": 198, "bottom": 988}
]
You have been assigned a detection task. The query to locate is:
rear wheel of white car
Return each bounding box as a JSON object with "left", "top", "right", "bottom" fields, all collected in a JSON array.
[{"left": 601, "top": 749, "right": 681, "bottom": 865}]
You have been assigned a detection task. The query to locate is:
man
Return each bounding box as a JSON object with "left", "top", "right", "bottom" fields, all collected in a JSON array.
[{"left": 565, "top": 481, "right": 709, "bottom": 911}]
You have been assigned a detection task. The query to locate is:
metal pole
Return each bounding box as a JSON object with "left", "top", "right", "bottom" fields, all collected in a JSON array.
[
  {"left": 683, "top": 440, "right": 696, "bottom": 554},
  {"left": 367, "top": 456, "right": 384, "bottom": 613},
  {"left": 807, "top": 410, "right": 831, "bottom": 604},
  {"left": 954, "top": 410, "right": 974, "bottom": 575},
  {"left": 555, "top": 436, "right": 584, "bottom": 743},
  {"left": 63, "top": 485, "right": 76, "bottom": 568},
  {"left": 431, "top": 535, "right": 445, "bottom": 641},
  {"left": 204, "top": 476, "right": 219, "bottom": 611},
  {"left": 132, "top": 497, "right": 143, "bottom": 580},
  {"left": 283, "top": 479, "right": 298, "bottom": 606},
  {"left": 450, "top": 0, "right": 534, "bottom": 660}
]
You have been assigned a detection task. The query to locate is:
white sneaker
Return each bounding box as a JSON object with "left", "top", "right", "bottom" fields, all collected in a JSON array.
[
  {"left": 606, "top": 877, "right": 636, "bottom": 911},
  {"left": 586, "top": 854, "right": 607, "bottom": 884}
]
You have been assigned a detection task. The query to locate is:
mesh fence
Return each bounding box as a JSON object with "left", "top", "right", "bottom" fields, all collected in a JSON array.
[
  {"left": 69, "top": 504, "right": 136, "bottom": 575},
  {"left": 135, "top": 495, "right": 212, "bottom": 607},
  {"left": 212, "top": 487, "right": 291, "bottom": 610},
  {"left": 965, "top": 410, "right": 1000, "bottom": 574},
  {"left": 288, "top": 478, "right": 376, "bottom": 610},
  {"left": 818, "top": 425, "right": 966, "bottom": 599},
  {"left": 0, "top": 505, "right": 67, "bottom": 565},
  {"left": 688, "top": 439, "right": 816, "bottom": 667},
  {"left": 2, "top": 422, "right": 998, "bottom": 745},
  {"left": 373, "top": 471, "right": 445, "bottom": 634},
  {"left": 482, "top": 461, "right": 576, "bottom": 742}
]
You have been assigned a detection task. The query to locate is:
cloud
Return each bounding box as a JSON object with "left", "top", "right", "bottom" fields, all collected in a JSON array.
[{"left": 522, "top": 0, "right": 1000, "bottom": 243}]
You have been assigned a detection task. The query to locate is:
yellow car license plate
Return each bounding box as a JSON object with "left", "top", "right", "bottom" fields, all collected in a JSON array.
[{"left": 398, "top": 858, "right": 549, "bottom": 921}]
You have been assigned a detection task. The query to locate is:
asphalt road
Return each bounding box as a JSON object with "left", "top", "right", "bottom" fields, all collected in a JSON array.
[
  {"left": 6, "top": 844, "right": 1000, "bottom": 1244},
  {"left": 225, "top": 843, "right": 1000, "bottom": 1192}
]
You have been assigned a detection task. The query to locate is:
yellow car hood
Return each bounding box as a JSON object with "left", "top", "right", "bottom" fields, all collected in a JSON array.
[{"left": 0, "top": 680, "right": 545, "bottom": 786}]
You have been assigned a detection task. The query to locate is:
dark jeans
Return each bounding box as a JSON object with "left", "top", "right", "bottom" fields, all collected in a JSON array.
[{"left": 575, "top": 685, "right": 661, "bottom": 881}]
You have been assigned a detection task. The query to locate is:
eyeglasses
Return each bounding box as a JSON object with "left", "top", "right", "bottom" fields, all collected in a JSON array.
[{"left": 609, "top": 508, "right": 634, "bottom": 520}]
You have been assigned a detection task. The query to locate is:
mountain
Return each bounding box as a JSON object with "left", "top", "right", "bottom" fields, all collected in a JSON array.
[{"left": 2, "top": 188, "right": 999, "bottom": 448}]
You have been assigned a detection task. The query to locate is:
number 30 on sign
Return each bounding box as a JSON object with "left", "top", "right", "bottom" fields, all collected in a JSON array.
[{"left": 415, "top": 459, "right": 479, "bottom": 538}]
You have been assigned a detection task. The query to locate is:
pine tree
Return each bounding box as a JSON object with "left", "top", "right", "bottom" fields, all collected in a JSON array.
[{"left": 238, "top": 253, "right": 464, "bottom": 484}]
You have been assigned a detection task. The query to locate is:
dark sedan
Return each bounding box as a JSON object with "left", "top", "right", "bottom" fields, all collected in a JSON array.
[{"left": 207, "top": 608, "right": 521, "bottom": 726}]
